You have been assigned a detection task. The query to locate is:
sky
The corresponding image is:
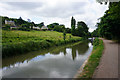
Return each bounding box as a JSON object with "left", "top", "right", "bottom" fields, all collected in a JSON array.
[{"left": 0, "top": 0, "right": 108, "bottom": 32}]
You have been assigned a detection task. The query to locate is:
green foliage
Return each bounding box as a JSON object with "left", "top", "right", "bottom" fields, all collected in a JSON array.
[
  {"left": 47, "top": 23, "right": 66, "bottom": 32},
  {"left": 37, "top": 22, "right": 44, "bottom": 28},
  {"left": 18, "top": 27, "right": 31, "bottom": 31},
  {"left": 97, "top": 2, "right": 120, "bottom": 40},
  {"left": 21, "top": 24, "right": 29, "bottom": 28},
  {"left": 91, "top": 29, "right": 99, "bottom": 37},
  {"left": 71, "top": 16, "right": 89, "bottom": 38},
  {"left": 2, "top": 30, "right": 81, "bottom": 58},
  {"left": 71, "top": 25, "right": 75, "bottom": 35},
  {"left": 18, "top": 17, "right": 25, "bottom": 25},
  {"left": 93, "top": 38, "right": 99, "bottom": 47},
  {"left": 76, "top": 21, "right": 89, "bottom": 37},
  {"left": 2, "top": 16, "right": 31, "bottom": 28},
  {"left": 47, "top": 23, "right": 59, "bottom": 30},
  {"left": 2, "top": 24, "right": 10, "bottom": 30},
  {"left": 2, "top": 16, "right": 9, "bottom": 25},
  {"left": 71, "top": 16, "right": 76, "bottom": 35},
  {"left": 12, "top": 28, "right": 17, "bottom": 30},
  {"left": 17, "top": 24, "right": 31, "bottom": 31},
  {"left": 2, "top": 16, "right": 72, "bottom": 34},
  {"left": 53, "top": 25, "right": 65, "bottom": 32},
  {"left": 65, "top": 28, "right": 71, "bottom": 33},
  {"left": 63, "top": 30, "right": 66, "bottom": 40}
]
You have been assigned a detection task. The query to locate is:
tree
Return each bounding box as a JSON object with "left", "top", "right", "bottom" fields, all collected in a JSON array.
[
  {"left": 65, "top": 28, "right": 71, "bottom": 33},
  {"left": 4, "top": 24, "right": 10, "bottom": 30},
  {"left": 18, "top": 17, "right": 25, "bottom": 25},
  {"left": 38, "top": 22, "right": 44, "bottom": 28},
  {"left": 71, "top": 16, "right": 76, "bottom": 35},
  {"left": 53, "top": 25, "right": 65, "bottom": 32},
  {"left": 76, "top": 21, "right": 89, "bottom": 37},
  {"left": 59, "top": 24, "right": 65, "bottom": 32},
  {"left": 47, "top": 23, "right": 59, "bottom": 30},
  {"left": 21, "top": 24, "right": 29, "bottom": 28},
  {"left": 97, "top": 2, "right": 120, "bottom": 40},
  {"left": 91, "top": 29, "right": 99, "bottom": 37},
  {"left": 76, "top": 25, "right": 83, "bottom": 37},
  {"left": 96, "top": 0, "right": 108, "bottom": 5},
  {"left": 19, "top": 17, "right": 22, "bottom": 20},
  {"left": 2, "top": 16, "right": 9, "bottom": 25},
  {"left": 63, "top": 30, "right": 66, "bottom": 40}
]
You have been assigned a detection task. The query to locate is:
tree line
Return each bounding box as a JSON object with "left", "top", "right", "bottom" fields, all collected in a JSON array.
[
  {"left": 1, "top": 16, "right": 71, "bottom": 33},
  {"left": 92, "top": 2, "right": 120, "bottom": 41},
  {"left": 2, "top": 16, "right": 90, "bottom": 38},
  {"left": 71, "top": 16, "right": 89, "bottom": 38}
]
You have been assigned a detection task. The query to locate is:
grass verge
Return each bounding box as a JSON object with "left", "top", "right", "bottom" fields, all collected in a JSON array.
[{"left": 77, "top": 38, "right": 104, "bottom": 78}]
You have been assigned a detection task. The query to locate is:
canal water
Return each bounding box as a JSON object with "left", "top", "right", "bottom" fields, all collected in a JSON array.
[{"left": 2, "top": 41, "right": 93, "bottom": 78}]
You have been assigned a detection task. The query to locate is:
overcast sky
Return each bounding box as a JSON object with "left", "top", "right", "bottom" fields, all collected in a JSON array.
[{"left": 0, "top": 0, "right": 108, "bottom": 32}]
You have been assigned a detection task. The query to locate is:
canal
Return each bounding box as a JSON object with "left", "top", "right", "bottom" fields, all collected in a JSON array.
[{"left": 2, "top": 41, "right": 93, "bottom": 78}]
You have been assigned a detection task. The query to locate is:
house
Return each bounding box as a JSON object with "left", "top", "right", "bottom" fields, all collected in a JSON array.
[
  {"left": 5, "top": 20, "right": 18, "bottom": 29},
  {"left": 41, "top": 26, "right": 48, "bottom": 30},
  {"left": 33, "top": 26, "right": 40, "bottom": 30},
  {"left": 5, "top": 20, "right": 15, "bottom": 26}
]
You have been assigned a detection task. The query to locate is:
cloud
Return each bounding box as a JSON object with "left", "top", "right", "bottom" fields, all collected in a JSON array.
[
  {"left": 5, "top": 2, "right": 43, "bottom": 11},
  {"left": 31, "top": 2, "right": 87, "bottom": 18},
  {"left": 0, "top": 0, "right": 108, "bottom": 32}
]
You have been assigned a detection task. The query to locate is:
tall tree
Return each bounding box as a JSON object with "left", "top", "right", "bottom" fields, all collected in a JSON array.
[
  {"left": 71, "top": 16, "right": 76, "bottom": 35},
  {"left": 18, "top": 17, "right": 24, "bottom": 25}
]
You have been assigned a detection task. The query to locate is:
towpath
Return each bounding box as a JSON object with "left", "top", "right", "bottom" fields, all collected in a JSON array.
[{"left": 93, "top": 38, "right": 119, "bottom": 78}]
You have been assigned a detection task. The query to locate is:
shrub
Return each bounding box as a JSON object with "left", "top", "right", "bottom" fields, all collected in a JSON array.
[
  {"left": 93, "top": 38, "right": 99, "bottom": 47},
  {"left": 12, "top": 28, "right": 18, "bottom": 30},
  {"left": 2, "top": 24, "right": 10, "bottom": 30},
  {"left": 18, "top": 27, "right": 31, "bottom": 31}
]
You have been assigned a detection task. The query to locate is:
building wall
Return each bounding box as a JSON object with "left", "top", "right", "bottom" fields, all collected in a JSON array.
[{"left": 5, "top": 20, "right": 15, "bottom": 26}]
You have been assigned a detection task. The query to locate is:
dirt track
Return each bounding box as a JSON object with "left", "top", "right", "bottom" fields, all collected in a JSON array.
[{"left": 93, "top": 38, "right": 119, "bottom": 78}]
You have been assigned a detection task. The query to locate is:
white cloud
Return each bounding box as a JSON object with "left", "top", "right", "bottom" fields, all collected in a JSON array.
[{"left": 0, "top": 0, "right": 108, "bottom": 32}]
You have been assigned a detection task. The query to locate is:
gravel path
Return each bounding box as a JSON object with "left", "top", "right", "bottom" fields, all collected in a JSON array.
[{"left": 93, "top": 38, "right": 119, "bottom": 78}]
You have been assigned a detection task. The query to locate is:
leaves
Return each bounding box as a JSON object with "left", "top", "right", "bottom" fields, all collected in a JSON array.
[{"left": 97, "top": 2, "right": 120, "bottom": 40}]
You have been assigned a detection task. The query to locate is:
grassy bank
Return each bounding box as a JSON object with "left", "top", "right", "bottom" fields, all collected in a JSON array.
[
  {"left": 78, "top": 38, "right": 104, "bottom": 78},
  {"left": 2, "top": 30, "right": 81, "bottom": 58}
]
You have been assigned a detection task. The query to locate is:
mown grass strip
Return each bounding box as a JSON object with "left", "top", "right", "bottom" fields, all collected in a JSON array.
[{"left": 77, "top": 38, "right": 104, "bottom": 78}]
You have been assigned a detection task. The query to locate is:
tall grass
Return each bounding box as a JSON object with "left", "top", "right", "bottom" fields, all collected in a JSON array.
[
  {"left": 78, "top": 38, "right": 104, "bottom": 78},
  {"left": 2, "top": 30, "right": 81, "bottom": 58}
]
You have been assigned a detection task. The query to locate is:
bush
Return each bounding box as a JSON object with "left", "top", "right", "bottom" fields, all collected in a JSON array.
[
  {"left": 12, "top": 28, "right": 18, "bottom": 30},
  {"left": 2, "top": 24, "right": 10, "bottom": 30},
  {"left": 18, "top": 27, "right": 31, "bottom": 31},
  {"left": 93, "top": 38, "right": 99, "bottom": 46},
  {"left": 42, "top": 29, "right": 47, "bottom": 31}
]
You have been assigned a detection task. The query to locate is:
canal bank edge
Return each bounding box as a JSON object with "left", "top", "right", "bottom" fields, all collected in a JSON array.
[
  {"left": 3, "top": 38, "right": 81, "bottom": 58},
  {"left": 73, "top": 43, "right": 93, "bottom": 78},
  {"left": 74, "top": 38, "right": 104, "bottom": 78},
  {"left": 73, "top": 52, "right": 91, "bottom": 78}
]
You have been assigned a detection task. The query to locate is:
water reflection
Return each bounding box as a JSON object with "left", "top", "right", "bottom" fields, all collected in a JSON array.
[{"left": 2, "top": 42, "right": 93, "bottom": 78}]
